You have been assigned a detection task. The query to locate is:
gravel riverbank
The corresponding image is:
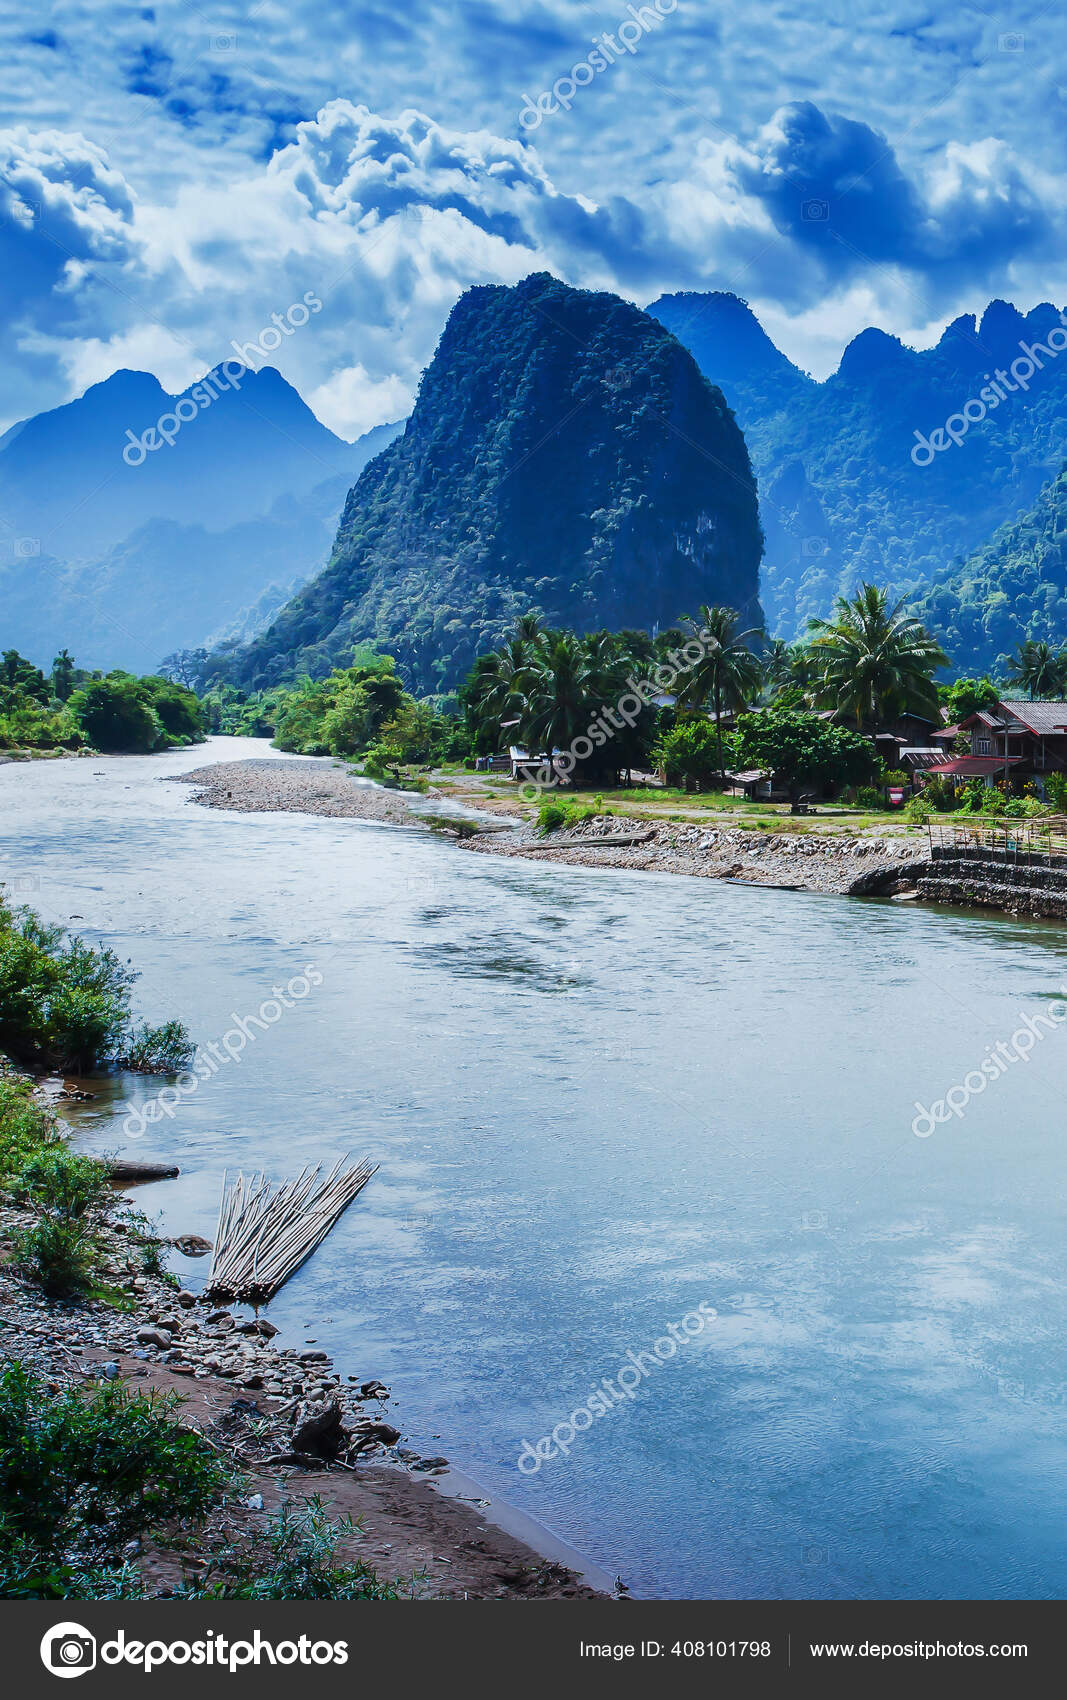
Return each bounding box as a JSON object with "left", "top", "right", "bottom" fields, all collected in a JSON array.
[
  {"left": 170, "top": 758, "right": 435, "bottom": 827},
  {"left": 458, "top": 812, "right": 929, "bottom": 896},
  {"left": 171, "top": 758, "right": 928, "bottom": 896}
]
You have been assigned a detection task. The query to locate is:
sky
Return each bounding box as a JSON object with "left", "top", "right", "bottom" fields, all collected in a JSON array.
[{"left": 1, "top": 0, "right": 1066, "bottom": 438}]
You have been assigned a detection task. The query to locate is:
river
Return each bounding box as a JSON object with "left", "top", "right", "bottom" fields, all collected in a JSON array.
[{"left": 4, "top": 736, "right": 1067, "bottom": 1599}]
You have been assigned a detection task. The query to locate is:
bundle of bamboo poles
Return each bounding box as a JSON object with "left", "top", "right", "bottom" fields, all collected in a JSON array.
[{"left": 205, "top": 1156, "right": 378, "bottom": 1305}]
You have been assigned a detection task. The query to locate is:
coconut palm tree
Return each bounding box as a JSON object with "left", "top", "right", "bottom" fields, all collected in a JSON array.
[
  {"left": 1005, "top": 639, "right": 1067, "bottom": 701},
  {"left": 807, "top": 584, "right": 948, "bottom": 727},
  {"left": 465, "top": 633, "right": 537, "bottom": 742},
  {"left": 523, "top": 633, "right": 598, "bottom": 780},
  {"left": 673, "top": 605, "right": 763, "bottom": 778}
]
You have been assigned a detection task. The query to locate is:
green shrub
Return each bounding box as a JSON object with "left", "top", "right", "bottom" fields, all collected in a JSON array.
[
  {"left": 180, "top": 1497, "right": 403, "bottom": 1601},
  {"left": 0, "top": 895, "right": 191, "bottom": 1072},
  {"left": 0, "top": 1074, "right": 63, "bottom": 1181},
  {"left": 68, "top": 677, "right": 164, "bottom": 753},
  {"left": 854, "top": 786, "right": 884, "bottom": 810},
  {"left": 7, "top": 1148, "right": 112, "bottom": 1220},
  {"left": 535, "top": 798, "right": 600, "bottom": 836},
  {"left": 1045, "top": 772, "right": 1067, "bottom": 813},
  {"left": 10, "top": 1213, "right": 102, "bottom": 1299},
  {"left": 536, "top": 800, "right": 569, "bottom": 835},
  {"left": 0, "top": 1363, "right": 229, "bottom": 1597},
  {"left": 111, "top": 1019, "right": 193, "bottom": 1073},
  {"left": 904, "top": 794, "right": 932, "bottom": 822}
]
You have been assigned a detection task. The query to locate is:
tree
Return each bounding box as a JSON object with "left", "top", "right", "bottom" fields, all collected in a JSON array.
[
  {"left": 734, "top": 707, "right": 877, "bottom": 808},
  {"left": 50, "top": 650, "right": 75, "bottom": 703},
  {"left": 158, "top": 650, "right": 208, "bottom": 691},
  {"left": 673, "top": 606, "right": 762, "bottom": 778},
  {"left": 651, "top": 719, "right": 726, "bottom": 791},
  {"left": 1, "top": 651, "right": 48, "bottom": 705},
  {"left": 807, "top": 584, "right": 948, "bottom": 726},
  {"left": 939, "top": 676, "right": 1000, "bottom": 721},
  {"left": 68, "top": 679, "right": 163, "bottom": 754},
  {"left": 138, "top": 677, "right": 205, "bottom": 743},
  {"left": 1004, "top": 640, "right": 1067, "bottom": 700},
  {"left": 524, "top": 633, "right": 598, "bottom": 776}
]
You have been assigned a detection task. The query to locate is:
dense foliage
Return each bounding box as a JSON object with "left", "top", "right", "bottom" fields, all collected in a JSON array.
[
  {"left": 912, "top": 466, "right": 1067, "bottom": 675},
  {"left": 219, "top": 274, "right": 763, "bottom": 695},
  {"left": 0, "top": 1363, "right": 230, "bottom": 1597},
  {"left": 808, "top": 586, "right": 949, "bottom": 726},
  {"left": 0, "top": 892, "right": 192, "bottom": 1072},
  {"left": 0, "top": 648, "right": 205, "bottom": 754},
  {"left": 734, "top": 707, "right": 878, "bottom": 805},
  {"left": 462, "top": 618, "right": 674, "bottom": 785}
]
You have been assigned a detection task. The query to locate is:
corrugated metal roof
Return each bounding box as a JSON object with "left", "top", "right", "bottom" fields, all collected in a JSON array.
[{"left": 998, "top": 699, "right": 1067, "bottom": 734}]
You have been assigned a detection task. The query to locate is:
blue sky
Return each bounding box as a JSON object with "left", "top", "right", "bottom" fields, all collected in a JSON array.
[{"left": 1, "top": 0, "right": 1065, "bottom": 436}]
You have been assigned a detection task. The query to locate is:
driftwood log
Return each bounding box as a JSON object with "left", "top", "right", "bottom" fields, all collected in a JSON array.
[{"left": 98, "top": 1157, "right": 180, "bottom": 1181}]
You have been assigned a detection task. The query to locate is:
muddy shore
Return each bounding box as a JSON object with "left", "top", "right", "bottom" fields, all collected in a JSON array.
[{"left": 0, "top": 1175, "right": 605, "bottom": 1599}]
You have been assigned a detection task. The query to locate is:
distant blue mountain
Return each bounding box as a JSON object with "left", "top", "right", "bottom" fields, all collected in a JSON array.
[
  {"left": 0, "top": 365, "right": 402, "bottom": 670},
  {"left": 649, "top": 291, "right": 1067, "bottom": 645}
]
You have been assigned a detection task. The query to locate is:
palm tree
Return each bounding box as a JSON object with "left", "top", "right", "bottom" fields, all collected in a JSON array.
[
  {"left": 523, "top": 633, "right": 597, "bottom": 779},
  {"left": 465, "top": 633, "right": 537, "bottom": 743},
  {"left": 807, "top": 584, "right": 948, "bottom": 727},
  {"left": 1005, "top": 640, "right": 1067, "bottom": 701},
  {"left": 673, "top": 605, "right": 763, "bottom": 778}
]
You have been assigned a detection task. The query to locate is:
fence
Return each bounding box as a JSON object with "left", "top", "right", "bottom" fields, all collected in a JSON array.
[{"left": 926, "top": 815, "right": 1067, "bottom": 864}]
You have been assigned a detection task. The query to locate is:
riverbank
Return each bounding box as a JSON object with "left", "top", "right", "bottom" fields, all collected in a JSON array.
[
  {"left": 173, "top": 756, "right": 927, "bottom": 896},
  {"left": 0, "top": 1078, "right": 605, "bottom": 1600},
  {"left": 457, "top": 810, "right": 928, "bottom": 896},
  {"left": 170, "top": 758, "right": 437, "bottom": 827}
]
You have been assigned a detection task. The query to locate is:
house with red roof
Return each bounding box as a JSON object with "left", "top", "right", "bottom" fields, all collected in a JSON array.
[{"left": 926, "top": 700, "right": 1067, "bottom": 793}]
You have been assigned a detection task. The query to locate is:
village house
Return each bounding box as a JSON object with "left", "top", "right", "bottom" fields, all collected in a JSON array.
[{"left": 926, "top": 699, "right": 1067, "bottom": 793}]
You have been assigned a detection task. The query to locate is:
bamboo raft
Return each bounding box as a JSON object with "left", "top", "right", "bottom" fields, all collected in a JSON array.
[{"left": 205, "top": 1156, "right": 378, "bottom": 1305}]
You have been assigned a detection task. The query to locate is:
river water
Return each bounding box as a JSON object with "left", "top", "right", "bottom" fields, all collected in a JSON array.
[{"left": 3, "top": 737, "right": 1067, "bottom": 1599}]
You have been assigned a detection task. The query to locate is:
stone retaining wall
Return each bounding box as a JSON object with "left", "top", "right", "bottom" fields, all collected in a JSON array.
[{"left": 918, "top": 845, "right": 1067, "bottom": 919}]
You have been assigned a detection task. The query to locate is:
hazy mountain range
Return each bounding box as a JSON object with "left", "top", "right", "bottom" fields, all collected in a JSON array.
[
  {"left": 6, "top": 275, "right": 1067, "bottom": 686},
  {"left": 0, "top": 365, "right": 399, "bottom": 672},
  {"left": 650, "top": 291, "right": 1067, "bottom": 654}
]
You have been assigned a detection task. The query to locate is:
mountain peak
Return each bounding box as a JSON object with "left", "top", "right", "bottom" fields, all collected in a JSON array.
[
  {"left": 834, "top": 326, "right": 908, "bottom": 384},
  {"left": 646, "top": 291, "right": 810, "bottom": 412},
  {"left": 227, "top": 275, "right": 764, "bottom": 694}
]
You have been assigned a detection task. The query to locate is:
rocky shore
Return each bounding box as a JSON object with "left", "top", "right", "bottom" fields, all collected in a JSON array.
[
  {"left": 172, "top": 757, "right": 929, "bottom": 898},
  {"left": 171, "top": 758, "right": 437, "bottom": 827},
  {"left": 0, "top": 1159, "right": 603, "bottom": 1600},
  {"left": 458, "top": 811, "right": 929, "bottom": 897}
]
